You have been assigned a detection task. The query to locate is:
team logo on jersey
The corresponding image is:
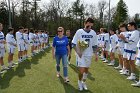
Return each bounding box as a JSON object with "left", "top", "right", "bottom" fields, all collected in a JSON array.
[
  {"left": 56, "top": 40, "right": 65, "bottom": 44},
  {"left": 82, "top": 35, "right": 93, "bottom": 38}
]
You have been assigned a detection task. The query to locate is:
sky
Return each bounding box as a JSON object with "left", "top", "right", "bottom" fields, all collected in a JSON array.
[{"left": 40, "top": 0, "right": 140, "bottom": 17}]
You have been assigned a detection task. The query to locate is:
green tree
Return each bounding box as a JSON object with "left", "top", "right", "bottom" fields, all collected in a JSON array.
[{"left": 113, "top": 0, "right": 128, "bottom": 29}]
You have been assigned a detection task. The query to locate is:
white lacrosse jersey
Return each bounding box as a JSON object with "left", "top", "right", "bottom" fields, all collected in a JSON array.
[
  {"left": 23, "top": 33, "right": 29, "bottom": 44},
  {"left": 127, "top": 30, "right": 140, "bottom": 51},
  {"left": 16, "top": 31, "right": 24, "bottom": 44},
  {"left": 100, "top": 33, "right": 105, "bottom": 46},
  {"left": 6, "top": 33, "right": 16, "bottom": 48},
  {"left": 104, "top": 33, "right": 110, "bottom": 47},
  {"left": 97, "top": 34, "right": 101, "bottom": 47},
  {"left": 0, "top": 31, "right": 5, "bottom": 48},
  {"left": 72, "top": 29, "right": 97, "bottom": 56},
  {"left": 29, "top": 32, "right": 35, "bottom": 42},
  {"left": 137, "top": 40, "right": 140, "bottom": 57},
  {"left": 118, "top": 32, "right": 127, "bottom": 48},
  {"left": 110, "top": 34, "right": 118, "bottom": 49}
]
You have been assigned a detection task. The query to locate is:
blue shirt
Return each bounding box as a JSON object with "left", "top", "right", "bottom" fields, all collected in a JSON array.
[{"left": 53, "top": 36, "right": 68, "bottom": 55}]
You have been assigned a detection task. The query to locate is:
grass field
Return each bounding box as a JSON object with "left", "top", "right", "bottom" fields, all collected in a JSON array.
[{"left": 0, "top": 46, "right": 140, "bottom": 93}]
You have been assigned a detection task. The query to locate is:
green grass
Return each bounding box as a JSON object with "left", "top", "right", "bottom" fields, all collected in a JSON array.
[{"left": 0, "top": 47, "right": 140, "bottom": 93}]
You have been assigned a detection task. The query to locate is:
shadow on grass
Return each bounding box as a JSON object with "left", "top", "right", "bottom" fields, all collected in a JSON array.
[
  {"left": 69, "top": 64, "right": 95, "bottom": 81},
  {"left": 0, "top": 47, "right": 51, "bottom": 89},
  {"left": 59, "top": 76, "right": 93, "bottom": 93}
]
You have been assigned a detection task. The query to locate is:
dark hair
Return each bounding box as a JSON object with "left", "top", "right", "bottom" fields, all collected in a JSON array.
[
  {"left": 29, "top": 28, "right": 34, "bottom": 33},
  {"left": 128, "top": 22, "right": 137, "bottom": 29},
  {"left": 8, "top": 27, "right": 14, "bottom": 32},
  {"left": 41, "top": 30, "right": 44, "bottom": 33},
  {"left": 85, "top": 18, "right": 94, "bottom": 24},
  {"left": 119, "top": 23, "right": 126, "bottom": 28},
  {"left": 19, "top": 26, "right": 24, "bottom": 30},
  {"left": 103, "top": 28, "right": 108, "bottom": 33},
  {"left": 35, "top": 30, "right": 38, "bottom": 33},
  {"left": 110, "top": 28, "right": 116, "bottom": 34}
]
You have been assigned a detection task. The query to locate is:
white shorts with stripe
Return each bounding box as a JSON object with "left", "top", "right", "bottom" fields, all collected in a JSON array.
[
  {"left": 7, "top": 47, "right": 15, "bottom": 54},
  {"left": 117, "top": 47, "right": 124, "bottom": 55},
  {"left": 109, "top": 48, "right": 116, "bottom": 53},
  {"left": 77, "top": 56, "right": 92, "bottom": 68},
  {"left": 17, "top": 43, "right": 25, "bottom": 51},
  {"left": 0, "top": 48, "right": 5, "bottom": 57},
  {"left": 136, "top": 57, "right": 140, "bottom": 66}
]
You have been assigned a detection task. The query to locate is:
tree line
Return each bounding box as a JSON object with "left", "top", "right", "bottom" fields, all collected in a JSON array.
[{"left": 0, "top": 0, "right": 140, "bottom": 36}]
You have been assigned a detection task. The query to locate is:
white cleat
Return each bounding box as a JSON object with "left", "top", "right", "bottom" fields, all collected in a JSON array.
[
  {"left": 103, "top": 59, "right": 108, "bottom": 63},
  {"left": 78, "top": 80, "right": 83, "bottom": 91},
  {"left": 64, "top": 77, "right": 70, "bottom": 83},
  {"left": 131, "top": 81, "right": 140, "bottom": 87},
  {"left": 127, "top": 73, "right": 136, "bottom": 80},
  {"left": 114, "top": 66, "right": 122, "bottom": 70},
  {"left": 119, "top": 69, "right": 124, "bottom": 73},
  {"left": 120, "top": 70, "right": 129, "bottom": 76},
  {"left": 101, "top": 58, "right": 105, "bottom": 61},
  {"left": 108, "top": 62, "right": 115, "bottom": 66},
  {"left": 18, "top": 59, "right": 22, "bottom": 63}
]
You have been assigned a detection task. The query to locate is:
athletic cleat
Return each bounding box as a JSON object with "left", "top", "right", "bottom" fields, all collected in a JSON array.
[
  {"left": 119, "top": 69, "right": 124, "bottom": 73},
  {"left": 18, "top": 59, "right": 22, "bottom": 63},
  {"left": 131, "top": 81, "right": 140, "bottom": 87},
  {"left": 120, "top": 70, "right": 129, "bottom": 76},
  {"left": 2, "top": 66, "right": 10, "bottom": 70},
  {"left": 101, "top": 58, "right": 105, "bottom": 61},
  {"left": 127, "top": 73, "right": 136, "bottom": 80},
  {"left": 114, "top": 66, "right": 122, "bottom": 70},
  {"left": 13, "top": 62, "right": 18, "bottom": 65},
  {"left": 108, "top": 62, "right": 115, "bottom": 66},
  {"left": 103, "top": 59, "right": 108, "bottom": 63},
  {"left": 0, "top": 69, "right": 6, "bottom": 74},
  {"left": 64, "top": 77, "right": 70, "bottom": 83},
  {"left": 82, "top": 81, "right": 88, "bottom": 90},
  {"left": 78, "top": 80, "right": 83, "bottom": 91}
]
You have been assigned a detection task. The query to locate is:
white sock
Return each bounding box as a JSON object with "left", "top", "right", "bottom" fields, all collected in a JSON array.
[{"left": 83, "top": 73, "right": 88, "bottom": 80}]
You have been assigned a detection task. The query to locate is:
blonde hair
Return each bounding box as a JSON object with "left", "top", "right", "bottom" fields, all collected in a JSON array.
[{"left": 57, "top": 27, "right": 64, "bottom": 32}]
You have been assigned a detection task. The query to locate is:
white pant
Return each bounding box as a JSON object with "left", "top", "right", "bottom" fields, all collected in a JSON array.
[
  {"left": 0, "top": 48, "right": 5, "bottom": 57},
  {"left": 77, "top": 56, "right": 92, "bottom": 67}
]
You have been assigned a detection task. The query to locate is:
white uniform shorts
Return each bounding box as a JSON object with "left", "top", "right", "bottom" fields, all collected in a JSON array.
[
  {"left": 109, "top": 48, "right": 116, "bottom": 53},
  {"left": 136, "top": 58, "right": 140, "bottom": 66},
  {"left": 7, "top": 47, "right": 15, "bottom": 54},
  {"left": 77, "top": 56, "right": 92, "bottom": 67},
  {"left": 117, "top": 47, "right": 124, "bottom": 55},
  {"left": 123, "top": 51, "right": 128, "bottom": 58},
  {"left": 33, "top": 42, "right": 38, "bottom": 47},
  {"left": 24, "top": 44, "right": 29, "bottom": 50},
  {"left": 0, "top": 48, "right": 5, "bottom": 57},
  {"left": 127, "top": 53, "right": 136, "bottom": 60},
  {"left": 17, "top": 43, "right": 25, "bottom": 51}
]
